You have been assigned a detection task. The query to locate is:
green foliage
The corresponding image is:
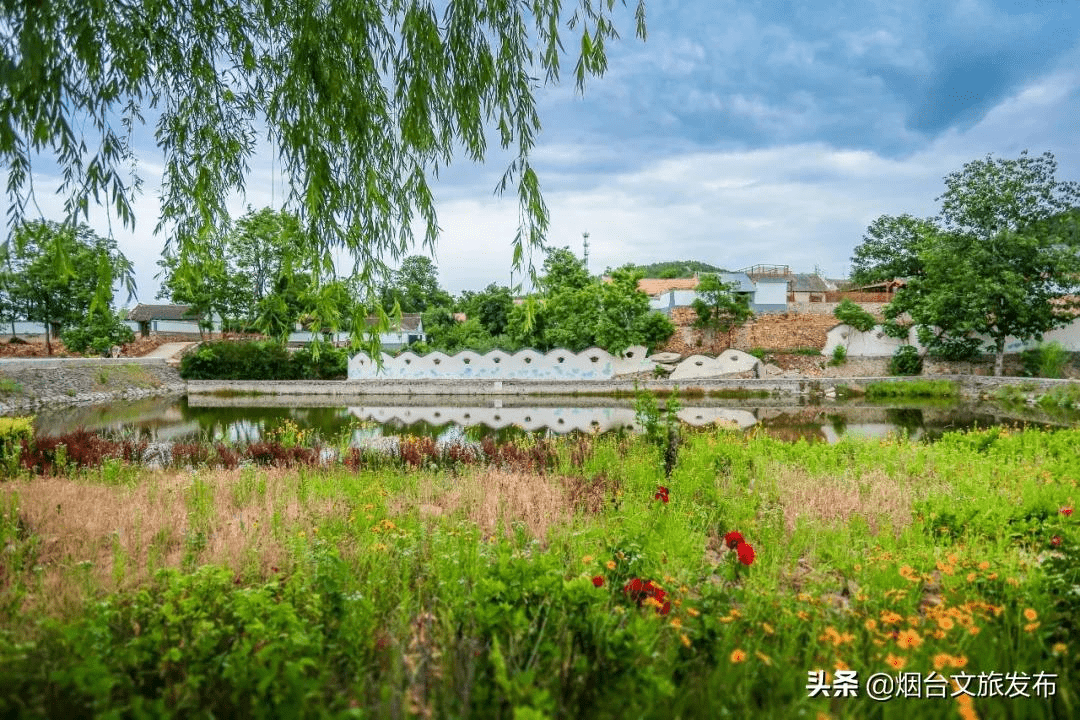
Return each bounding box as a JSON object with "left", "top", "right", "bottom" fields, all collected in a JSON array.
[
  {"left": 506, "top": 251, "right": 672, "bottom": 354},
  {"left": 889, "top": 345, "right": 923, "bottom": 376},
  {"left": 625, "top": 260, "right": 725, "bottom": 278},
  {"left": 60, "top": 310, "right": 135, "bottom": 355},
  {"left": 290, "top": 345, "right": 348, "bottom": 380},
  {"left": 691, "top": 274, "right": 753, "bottom": 347},
  {"left": 1020, "top": 341, "right": 1070, "bottom": 379},
  {"left": 856, "top": 152, "right": 1080, "bottom": 375},
  {"left": 178, "top": 341, "right": 344, "bottom": 380},
  {"left": 380, "top": 256, "right": 453, "bottom": 314},
  {"left": 0, "top": 221, "right": 135, "bottom": 354},
  {"left": 829, "top": 344, "right": 847, "bottom": 366},
  {"left": 2, "top": 0, "right": 647, "bottom": 348},
  {"left": 0, "top": 377, "right": 22, "bottom": 395},
  {"left": 0, "top": 416, "right": 32, "bottom": 472},
  {"left": 865, "top": 379, "right": 959, "bottom": 399},
  {"left": 832, "top": 299, "right": 875, "bottom": 332}
]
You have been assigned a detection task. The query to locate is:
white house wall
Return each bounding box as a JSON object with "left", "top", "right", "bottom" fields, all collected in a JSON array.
[
  {"left": 348, "top": 345, "right": 655, "bottom": 380},
  {"left": 823, "top": 319, "right": 1080, "bottom": 357}
]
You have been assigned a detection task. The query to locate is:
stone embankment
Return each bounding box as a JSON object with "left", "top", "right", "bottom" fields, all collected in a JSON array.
[{"left": 0, "top": 358, "right": 186, "bottom": 414}]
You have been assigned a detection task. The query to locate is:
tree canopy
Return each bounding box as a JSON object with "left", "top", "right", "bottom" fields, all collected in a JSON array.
[
  {"left": 850, "top": 152, "right": 1080, "bottom": 375},
  {"left": 0, "top": 220, "right": 135, "bottom": 353},
  {"left": 691, "top": 273, "right": 753, "bottom": 349},
  {"left": 2, "top": 0, "right": 647, "bottom": 339}
]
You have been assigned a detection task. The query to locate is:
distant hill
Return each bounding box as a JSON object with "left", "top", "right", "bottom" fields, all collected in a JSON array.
[{"left": 621, "top": 260, "right": 726, "bottom": 278}]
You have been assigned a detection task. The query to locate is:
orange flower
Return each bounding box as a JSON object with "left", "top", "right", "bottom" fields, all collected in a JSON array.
[
  {"left": 885, "top": 653, "right": 906, "bottom": 670},
  {"left": 932, "top": 653, "right": 952, "bottom": 671},
  {"left": 896, "top": 629, "right": 922, "bottom": 650},
  {"left": 1024, "top": 622, "right": 1040, "bottom": 633},
  {"left": 899, "top": 565, "right": 921, "bottom": 582},
  {"left": 756, "top": 650, "right": 773, "bottom": 666},
  {"left": 606, "top": 560, "right": 617, "bottom": 570},
  {"left": 864, "top": 619, "right": 877, "bottom": 631},
  {"left": 1023, "top": 608, "right": 1038, "bottom": 622},
  {"left": 730, "top": 648, "right": 747, "bottom": 663},
  {"left": 880, "top": 610, "right": 903, "bottom": 625},
  {"left": 937, "top": 617, "right": 955, "bottom": 631},
  {"left": 977, "top": 561, "right": 990, "bottom": 570},
  {"left": 680, "top": 634, "right": 691, "bottom": 648},
  {"left": 761, "top": 622, "right": 774, "bottom": 635}
]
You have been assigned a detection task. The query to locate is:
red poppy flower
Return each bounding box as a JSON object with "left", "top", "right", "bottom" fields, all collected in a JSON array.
[
  {"left": 624, "top": 578, "right": 645, "bottom": 599},
  {"left": 654, "top": 486, "right": 670, "bottom": 503},
  {"left": 592, "top": 575, "right": 605, "bottom": 587},
  {"left": 724, "top": 531, "right": 745, "bottom": 549},
  {"left": 1051, "top": 535, "right": 1063, "bottom": 547},
  {"left": 736, "top": 542, "right": 755, "bottom": 566},
  {"left": 1061, "top": 506, "right": 1074, "bottom": 517}
]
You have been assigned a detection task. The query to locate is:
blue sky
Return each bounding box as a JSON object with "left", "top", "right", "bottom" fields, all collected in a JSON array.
[{"left": 17, "top": 0, "right": 1080, "bottom": 302}]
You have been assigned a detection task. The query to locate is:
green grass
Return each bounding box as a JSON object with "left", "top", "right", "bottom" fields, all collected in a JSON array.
[
  {"left": 708, "top": 388, "right": 770, "bottom": 399},
  {"left": 0, "top": 377, "right": 22, "bottom": 395},
  {"left": 1, "top": 426, "right": 1077, "bottom": 717},
  {"left": 866, "top": 379, "right": 960, "bottom": 399}
]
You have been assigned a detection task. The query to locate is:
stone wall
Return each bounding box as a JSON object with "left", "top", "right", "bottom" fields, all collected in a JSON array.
[
  {"left": 348, "top": 346, "right": 655, "bottom": 381},
  {"left": 0, "top": 359, "right": 186, "bottom": 413}
]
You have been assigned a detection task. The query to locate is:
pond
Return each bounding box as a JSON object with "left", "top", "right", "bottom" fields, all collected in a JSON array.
[{"left": 23, "top": 393, "right": 1079, "bottom": 445}]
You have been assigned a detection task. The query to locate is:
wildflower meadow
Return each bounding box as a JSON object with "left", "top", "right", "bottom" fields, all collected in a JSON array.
[{"left": 0, "top": 418, "right": 1077, "bottom": 718}]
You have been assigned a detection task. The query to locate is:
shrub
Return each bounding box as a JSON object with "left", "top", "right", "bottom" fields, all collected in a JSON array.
[
  {"left": 889, "top": 345, "right": 922, "bottom": 376},
  {"left": 290, "top": 345, "right": 348, "bottom": 379},
  {"left": 829, "top": 345, "right": 847, "bottom": 366},
  {"left": 928, "top": 335, "right": 982, "bottom": 361},
  {"left": 60, "top": 311, "right": 135, "bottom": 355},
  {"left": 0, "top": 417, "right": 32, "bottom": 472},
  {"left": 1020, "top": 341, "right": 1069, "bottom": 379},
  {"left": 833, "top": 299, "right": 876, "bottom": 332},
  {"left": 179, "top": 341, "right": 293, "bottom": 380},
  {"left": 865, "top": 379, "right": 959, "bottom": 399}
]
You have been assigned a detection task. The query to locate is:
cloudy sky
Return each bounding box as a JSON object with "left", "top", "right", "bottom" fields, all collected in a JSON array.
[{"left": 15, "top": 0, "right": 1080, "bottom": 302}]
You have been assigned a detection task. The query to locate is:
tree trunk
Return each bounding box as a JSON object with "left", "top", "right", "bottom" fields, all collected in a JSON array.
[
  {"left": 994, "top": 339, "right": 1005, "bottom": 377},
  {"left": 44, "top": 322, "right": 52, "bottom": 356}
]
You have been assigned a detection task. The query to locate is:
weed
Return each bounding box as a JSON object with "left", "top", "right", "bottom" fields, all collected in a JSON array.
[
  {"left": 707, "top": 388, "right": 770, "bottom": 399},
  {"left": 0, "top": 377, "right": 22, "bottom": 395},
  {"left": 865, "top": 380, "right": 959, "bottom": 399}
]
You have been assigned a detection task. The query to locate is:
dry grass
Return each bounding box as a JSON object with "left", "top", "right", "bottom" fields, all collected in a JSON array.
[
  {"left": 393, "top": 468, "right": 584, "bottom": 541},
  {"left": 767, "top": 466, "right": 942, "bottom": 537},
  {"left": 1, "top": 467, "right": 345, "bottom": 621}
]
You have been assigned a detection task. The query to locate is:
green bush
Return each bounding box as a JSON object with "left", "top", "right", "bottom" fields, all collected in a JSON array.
[
  {"left": 927, "top": 334, "right": 983, "bottom": 361},
  {"left": 1020, "top": 341, "right": 1069, "bottom": 378},
  {"left": 180, "top": 341, "right": 294, "bottom": 380},
  {"left": 0, "top": 416, "right": 32, "bottom": 472},
  {"left": 60, "top": 312, "right": 135, "bottom": 355},
  {"left": 889, "top": 345, "right": 922, "bottom": 375},
  {"left": 290, "top": 345, "right": 348, "bottom": 379},
  {"left": 832, "top": 299, "right": 876, "bottom": 332},
  {"left": 180, "top": 341, "right": 350, "bottom": 380},
  {"left": 829, "top": 344, "right": 847, "bottom": 366},
  {"left": 865, "top": 379, "right": 959, "bottom": 399}
]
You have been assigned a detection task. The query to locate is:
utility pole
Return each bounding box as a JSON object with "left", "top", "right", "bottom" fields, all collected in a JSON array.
[{"left": 582, "top": 231, "right": 590, "bottom": 272}]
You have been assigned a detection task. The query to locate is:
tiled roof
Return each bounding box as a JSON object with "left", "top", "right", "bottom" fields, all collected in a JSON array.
[
  {"left": 790, "top": 274, "right": 830, "bottom": 293},
  {"left": 127, "top": 304, "right": 197, "bottom": 321},
  {"left": 637, "top": 278, "right": 699, "bottom": 295}
]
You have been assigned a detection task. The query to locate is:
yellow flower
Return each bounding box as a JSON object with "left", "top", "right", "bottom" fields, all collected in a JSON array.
[
  {"left": 864, "top": 619, "right": 877, "bottom": 631},
  {"left": 730, "top": 608, "right": 742, "bottom": 618},
  {"left": 670, "top": 617, "right": 683, "bottom": 629},
  {"left": 968, "top": 625, "right": 981, "bottom": 636},
  {"left": 644, "top": 597, "right": 663, "bottom": 610},
  {"left": 1024, "top": 622, "right": 1040, "bottom": 633},
  {"left": 951, "top": 655, "right": 968, "bottom": 668},
  {"left": 978, "top": 561, "right": 990, "bottom": 570},
  {"left": 761, "top": 622, "right": 775, "bottom": 635},
  {"left": 730, "top": 648, "right": 747, "bottom": 664},
  {"left": 933, "top": 653, "right": 952, "bottom": 671},
  {"left": 853, "top": 563, "right": 862, "bottom": 572},
  {"left": 680, "top": 634, "right": 691, "bottom": 648},
  {"left": 966, "top": 572, "right": 977, "bottom": 583},
  {"left": 372, "top": 542, "right": 388, "bottom": 552},
  {"left": 606, "top": 560, "right": 617, "bottom": 570},
  {"left": 1023, "top": 608, "right": 1038, "bottom": 622},
  {"left": 880, "top": 610, "right": 903, "bottom": 625},
  {"left": 679, "top": 584, "right": 690, "bottom": 594},
  {"left": 796, "top": 610, "right": 810, "bottom": 621},
  {"left": 756, "top": 651, "right": 773, "bottom": 666},
  {"left": 581, "top": 555, "right": 594, "bottom": 565},
  {"left": 896, "top": 629, "right": 922, "bottom": 650},
  {"left": 1051, "top": 643, "right": 1068, "bottom": 656},
  {"left": 885, "top": 653, "right": 906, "bottom": 670},
  {"left": 987, "top": 572, "right": 998, "bottom": 580},
  {"left": 937, "top": 616, "right": 954, "bottom": 631},
  {"left": 932, "top": 629, "right": 947, "bottom": 640},
  {"left": 687, "top": 607, "right": 700, "bottom": 617}
]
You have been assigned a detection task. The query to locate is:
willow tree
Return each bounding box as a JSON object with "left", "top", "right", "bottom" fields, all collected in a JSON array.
[{"left": 1, "top": 0, "right": 647, "bottom": 348}]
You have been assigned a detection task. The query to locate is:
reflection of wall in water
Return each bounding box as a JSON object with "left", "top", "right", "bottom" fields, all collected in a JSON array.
[{"left": 346, "top": 405, "right": 758, "bottom": 434}]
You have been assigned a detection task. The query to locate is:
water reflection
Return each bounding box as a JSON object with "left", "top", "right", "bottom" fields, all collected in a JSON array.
[{"left": 18, "top": 394, "right": 1076, "bottom": 444}]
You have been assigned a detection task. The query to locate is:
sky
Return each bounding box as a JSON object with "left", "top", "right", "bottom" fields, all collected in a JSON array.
[{"left": 12, "top": 0, "right": 1080, "bottom": 304}]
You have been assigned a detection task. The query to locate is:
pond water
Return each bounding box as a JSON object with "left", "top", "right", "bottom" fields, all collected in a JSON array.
[{"left": 23, "top": 394, "right": 1078, "bottom": 445}]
